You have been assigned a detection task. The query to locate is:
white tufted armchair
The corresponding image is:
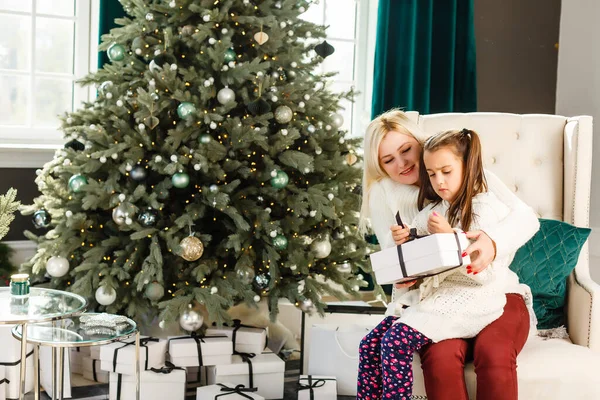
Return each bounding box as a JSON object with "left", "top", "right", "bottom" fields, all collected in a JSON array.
[{"left": 396, "top": 112, "right": 600, "bottom": 399}]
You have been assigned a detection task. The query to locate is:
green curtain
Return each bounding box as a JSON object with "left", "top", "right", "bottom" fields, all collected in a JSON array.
[
  {"left": 98, "top": 0, "right": 126, "bottom": 68},
  {"left": 371, "top": 0, "right": 477, "bottom": 117}
]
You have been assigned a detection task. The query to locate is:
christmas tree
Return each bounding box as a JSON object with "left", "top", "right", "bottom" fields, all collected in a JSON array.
[{"left": 21, "top": 0, "right": 380, "bottom": 328}]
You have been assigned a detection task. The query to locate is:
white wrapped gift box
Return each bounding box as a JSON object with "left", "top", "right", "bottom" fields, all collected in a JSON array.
[
  {"left": 40, "top": 346, "right": 72, "bottom": 398},
  {"left": 206, "top": 353, "right": 285, "bottom": 400},
  {"left": 0, "top": 366, "right": 7, "bottom": 400},
  {"left": 89, "top": 345, "right": 102, "bottom": 360},
  {"left": 0, "top": 326, "right": 33, "bottom": 363},
  {"left": 168, "top": 335, "right": 232, "bottom": 367},
  {"left": 70, "top": 348, "right": 85, "bottom": 375},
  {"left": 205, "top": 322, "right": 267, "bottom": 355},
  {"left": 369, "top": 232, "right": 471, "bottom": 284},
  {"left": 196, "top": 383, "right": 264, "bottom": 400},
  {"left": 100, "top": 338, "right": 167, "bottom": 375},
  {"left": 108, "top": 367, "right": 186, "bottom": 400},
  {"left": 297, "top": 375, "right": 337, "bottom": 400},
  {"left": 3, "top": 355, "right": 34, "bottom": 399},
  {"left": 82, "top": 357, "right": 109, "bottom": 383}
]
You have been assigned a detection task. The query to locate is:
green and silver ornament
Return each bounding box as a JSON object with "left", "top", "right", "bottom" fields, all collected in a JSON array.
[
  {"left": 272, "top": 234, "right": 288, "bottom": 250},
  {"left": 68, "top": 174, "right": 88, "bottom": 193},
  {"left": 270, "top": 170, "right": 289, "bottom": 189},
  {"left": 107, "top": 43, "right": 126, "bottom": 61},
  {"left": 172, "top": 172, "right": 190, "bottom": 188},
  {"left": 177, "top": 102, "right": 196, "bottom": 120},
  {"left": 32, "top": 210, "right": 51, "bottom": 228}
]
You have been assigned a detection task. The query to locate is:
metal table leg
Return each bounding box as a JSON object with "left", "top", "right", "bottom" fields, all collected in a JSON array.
[
  {"left": 135, "top": 331, "right": 140, "bottom": 400},
  {"left": 33, "top": 344, "right": 40, "bottom": 400},
  {"left": 57, "top": 347, "right": 64, "bottom": 400},
  {"left": 19, "top": 322, "right": 28, "bottom": 400},
  {"left": 51, "top": 347, "right": 57, "bottom": 400}
]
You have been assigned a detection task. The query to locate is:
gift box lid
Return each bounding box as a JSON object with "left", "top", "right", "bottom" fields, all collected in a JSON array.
[
  {"left": 210, "top": 353, "right": 284, "bottom": 376},
  {"left": 168, "top": 335, "right": 233, "bottom": 358},
  {"left": 99, "top": 337, "right": 166, "bottom": 366},
  {"left": 205, "top": 325, "right": 267, "bottom": 346},
  {"left": 370, "top": 232, "right": 470, "bottom": 271},
  {"left": 109, "top": 367, "right": 186, "bottom": 384},
  {"left": 197, "top": 382, "right": 265, "bottom": 400}
]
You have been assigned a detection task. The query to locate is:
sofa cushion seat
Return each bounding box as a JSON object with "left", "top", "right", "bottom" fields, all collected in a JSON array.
[{"left": 410, "top": 335, "right": 600, "bottom": 399}]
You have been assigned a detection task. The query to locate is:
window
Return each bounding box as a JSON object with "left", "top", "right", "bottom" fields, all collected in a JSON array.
[
  {"left": 301, "top": 0, "right": 379, "bottom": 138},
  {"left": 0, "top": 0, "right": 97, "bottom": 157}
]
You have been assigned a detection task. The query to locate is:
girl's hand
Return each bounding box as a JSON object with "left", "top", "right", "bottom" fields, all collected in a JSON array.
[
  {"left": 464, "top": 230, "right": 496, "bottom": 274},
  {"left": 394, "top": 280, "right": 417, "bottom": 289},
  {"left": 427, "top": 211, "right": 453, "bottom": 233},
  {"left": 390, "top": 224, "right": 411, "bottom": 245}
]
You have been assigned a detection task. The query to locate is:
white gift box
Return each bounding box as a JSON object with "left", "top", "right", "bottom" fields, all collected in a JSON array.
[
  {"left": 0, "top": 326, "right": 33, "bottom": 363},
  {"left": 297, "top": 375, "right": 337, "bottom": 400},
  {"left": 108, "top": 367, "right": 186, "bottom": 400},
  {"left": 71, "top": 346, "right": 91, "bottom": 357},
  {"left": 206, "top": 353, "right": 285, "bottom": 400},
  {"left": 70, "top": 350, "right": 84, "bottom": 375},
  {"left": 100, "top": 338, "right": 167, "bottom": 375},
  {"left": 82, "top": 357, "right": 109, "bottom": 383},
  {"left": 0, "top": 366, "right": 6, "bottom": 400},
  {"left": 89, "top": 345, "right": 101, "bottom": 360},
  {"left": 196, "top": 383, "right": 265, "bottom": 400},
  {"left": 205, "top": 323, "right": 267, "bottom": 355},
  {"left": 369, "top": 232, "right": 471, "bottom": 284},
  {"left": 40, "top": 346, "right": 72, "bottom": 398},
  {"left": 4, "top": 356, "right": 34, "bottom": 399},
  {"left": 168, "top": 335, "right": 232, "bottom": 367}
]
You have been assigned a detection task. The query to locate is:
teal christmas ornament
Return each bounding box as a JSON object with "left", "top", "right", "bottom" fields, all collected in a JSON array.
[
  {"left": 68, "top": 174, "right": 88, "bottom": 193},
  {"left": 177, "top": 102, "right": 196, "bottom": 120},
  {"left": 272, "top": 234, "right": 288, "bottom": 250},
  {"left": 172, "top": 172, "right": 190, "bottom": 188},
  {"left": 32, "top": 210, "right": 51, "bottom": 228},
  {"left": 270, "top": 170, "right": 289, "bottom": 189},
  {"left": 199, "top": 134, "right": 211, "bottom": 144},
  {"left": 107, "top": 43, "right": 126, "bottom": 61},
  {"left": 223, "top": 48, "right": 236, "bottom": 63}
]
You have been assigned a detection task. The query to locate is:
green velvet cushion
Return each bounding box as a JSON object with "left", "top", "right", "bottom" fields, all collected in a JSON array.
[{"left": 509, "top": 219, "right": 591, "bottom": 329}]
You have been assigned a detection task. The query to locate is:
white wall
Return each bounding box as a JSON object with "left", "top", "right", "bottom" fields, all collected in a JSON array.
[{"left": 555, "top": 0, "right": 600, "bottom": 282}]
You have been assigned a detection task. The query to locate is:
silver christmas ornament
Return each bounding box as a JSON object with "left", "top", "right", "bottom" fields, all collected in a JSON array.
[
  {"left": 336, "top": 260, "right": 352, "bottom": 273},
  {"left": 130, "top": 165, "right": 147, "bottom": 181},
  {"left": 274, "top": 106, "right": 293, "bottom": 124},
  {"left": 217, "top": 87, "right": 235, "bottom": 104},
  {"left": 299, "top": 299, "right": 316, "bottom": 313},
  {"left": 236, "top": 268, "right": 255, "bottom": 285},
  {"left": 253, "top": 273, "right": 271, "bottom": 291},
  {"left": 33, "top": 210, "right": 51, "bottom": 228},
  {"left": 138, "top": 208, "right": 158, "bottom": 227},
  {"left": 311, "top": 236, "right": 332, "bottom": 258},
  {"left": 112, "top": 202, "right": 136, "bottom": 226},
  {"left": 179, "top": 309, "right": 203, "bottom": 331},
  {"left": 95, "top": 287, "right": 117, "bottom": 306},
  {"left": 46, "top": 256, "right": 69, "bottom": 277},
  {"left": 145, "top": 282, "right": 164, "bottom": 301},
  {"left": 331, "top": 113, "right": 344, "bottom": 128}
]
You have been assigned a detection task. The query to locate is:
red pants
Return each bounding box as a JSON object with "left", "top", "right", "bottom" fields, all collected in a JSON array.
[{"left": 419, "top": 294, "right": 530, "bottom": 400}]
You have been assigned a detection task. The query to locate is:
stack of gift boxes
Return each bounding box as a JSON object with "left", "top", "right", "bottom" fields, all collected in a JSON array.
[{"left": 0, "top": 327, "right": 33, "bottom": 399}]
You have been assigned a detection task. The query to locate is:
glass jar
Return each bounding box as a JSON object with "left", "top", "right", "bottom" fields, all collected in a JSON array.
[{"left": 10, "top": 274, "right": 30, "bottom": 297}]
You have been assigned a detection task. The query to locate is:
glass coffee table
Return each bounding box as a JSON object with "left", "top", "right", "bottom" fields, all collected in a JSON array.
[
  {"left": 12, "top": 313, "right": 140, "bottom": 400},
  {"left": 0, "top": 287, "right": 87, "bottom": 400}
]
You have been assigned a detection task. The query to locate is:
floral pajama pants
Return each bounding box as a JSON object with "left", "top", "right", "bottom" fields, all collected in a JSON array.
[{"left": 357, "top": 316, "right": 432, "bottom": 400}]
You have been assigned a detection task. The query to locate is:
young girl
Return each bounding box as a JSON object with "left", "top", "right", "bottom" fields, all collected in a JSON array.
[{"left": 357, "top": 129, "right": 534, "bottom": 400}]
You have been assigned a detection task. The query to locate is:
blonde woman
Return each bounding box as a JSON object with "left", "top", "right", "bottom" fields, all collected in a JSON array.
[{"left": 358, "top": 110, "right": 539, "bottom": 400}]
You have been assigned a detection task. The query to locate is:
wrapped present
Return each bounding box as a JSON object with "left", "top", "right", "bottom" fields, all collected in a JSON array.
[
  {"left": 108, "top": 362, "right": 186, "bottom": 400},
  {"left": 2, "top": 352, "right": 34, "bottom": 399},
  {"left": 168, "top": 334, "right": 232, "bottom": 382},
  {"left": 196, "top": 383, "right": 264, "bottom": 400},
  {"left": 71, "top": 346, "right": 91, "bottom": 356},
  {"left": 206, "top": 353, "right": 285, "bottom": 400},
  {"left": 100, "top": 337, "right": 167, "bottom": 375},
  {"left": 0, "top": 326, "right": 33, "bottom": 363},
  {"left": 40, "top": 346, "right": 72, "bottom": 398},
  {"left": 206, "top": 320, "right": 268, "bottom": 355},
  {"left": 89, "top": 345, "right": 102, "bottom": 360},
  {"left": 82, "top": 357, "right": 109, "bottom": 383},
  {"left": 70, "top": 349, "right": 84, "bottom": 375},
  {"left": 297, "top": 375, "right": 337, "bottom": 400},
  {"left": 0, "top": 366, "right": 6, "bottom": 400},
  {"left": 369, "top": 231, "right": 471, "bottom": 284}
]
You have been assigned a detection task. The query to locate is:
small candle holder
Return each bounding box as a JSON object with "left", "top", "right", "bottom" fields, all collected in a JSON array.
[{"left": 10, "top": 273, "right": 30, "bottom": 298}]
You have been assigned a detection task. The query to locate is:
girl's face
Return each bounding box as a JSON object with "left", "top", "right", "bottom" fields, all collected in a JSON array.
[
  {"left": 423, "top": 146, "right": 464, "bottom": 202},
  {"left": 378, "top": 130, "right": 422, "bottom": 185}
]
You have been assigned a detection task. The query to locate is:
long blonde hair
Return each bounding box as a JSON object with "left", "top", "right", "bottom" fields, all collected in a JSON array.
[{"left": 359, "top": 109, "right": 427, "bottom": 234}]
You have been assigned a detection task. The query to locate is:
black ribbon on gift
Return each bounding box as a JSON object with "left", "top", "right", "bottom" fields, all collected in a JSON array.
[
  {"left": 167, "top": 332, "right": 227, "bottom": 383},
  {"left": 92, "top": 359, "right": 99, "bottom": 382},
  {"left": 237, "top": 352, "right": 257, "bottom": 389},
  {"left": 229, "top": 319, "right": 269, "bottom": 353},
  {"left": 0, "top": 350, "right": 34, "bottom": 367},
  {"left": 297, "top": 376, "right": 336, "bottom": 400},
  {"left": 112, "top": 337, "right": 159, "bottom": 373},
  {"left": 0, "top": 378, "right": 9, "bottom": 385},
  {"left": 150, "top": 360, "right": 185, "bottom": 375},
  {"left": 215, "top": 383, "right": 257, "bottom": 400},
  {"left": 116, "top": 373, "right": 124, "bottom": 400}
]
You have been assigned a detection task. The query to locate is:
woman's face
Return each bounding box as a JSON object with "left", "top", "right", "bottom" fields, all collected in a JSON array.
[{"left": 378, "top": 130, "right": 422, "bottom": 185}]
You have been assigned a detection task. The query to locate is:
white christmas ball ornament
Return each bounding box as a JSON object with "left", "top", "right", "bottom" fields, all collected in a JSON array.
[
  {"left": 311, "top": 236, "right": 332, "bottom": 259},
  {"left": 331, "top": 113, "right": 344, "bottom": 128},
  {"left": 179, "top": 309, "right": 204, "bottom": 331},
  {"left": 46, "top": 256, "right": 69, "bottom": 277},
  {"left": 254, "top": 295, "right": 261, "bottom": 302},
  {"left": 95, "top": 287, "right": 117, "bottom": 306},
  {"left": 217, "top": 87, "right": 235, "bottom": 104}
]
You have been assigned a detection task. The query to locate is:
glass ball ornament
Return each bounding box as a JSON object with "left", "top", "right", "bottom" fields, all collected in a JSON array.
[
  {"left": 253, "top": 273, "right": 271, "bottom": 291},
  {"left": 107, "top": 43, "right": 126, "bottom": 61},
  {"left": 223, "top": 48, "right": 236, "bottom": 63},
  {"left": 236, "top": 268, "right": 255, "bottom": 285},
  {"left": 179, "top": 236, "right": 204, "bottom": 261},
  {"left": 299, "top": 298, "right": 316, "bottom": 313},
  {"left": 311, "top": 236, "right": 332, "bottom": 259},
  {"left": 112, "top": 202, "right": 136, "bottom": 226},
  {"left": 199, "top": 134, "right": 211, "bottom": 144},
  {"left": 336, "top": 260, "right": 352, "bottom": 273},
  {"left": 32, "top": 209, "right": 51, "bottom": 228},
  {"left": 95, "top": 287, "right": 117, "bottom": 306},
  {"left": 177, "top": 102, "right": 196, "bottom": 120},
  {"left": 46, "top": 256, "right": 69, "bottom": 277},
  {"left": 98, "top": 81, "right": 113, "bottom": 96},
  {"left": 270, "top": 170, "right": 289, "bottom": 189},
  {"left": 68, "top": 174, "right": 88, "bottom": 193},
  {"left": 130, "top": 165, "right": 147, "bottom": 182},
  {"left": 172, "top": 172, "right": 190, "bottom": 188},
  {"left": 145, "top": 282, "right": 164, "bottom": 301},
  {"left": 331, "top": 113, "right": 344, "bottom": 128},
  {"left": 179, "top": 309, "right": 203, "bottom": 332},
  {"left": 272, "top": 234, "right": 288, "bottom": 250},
  {"left": 274, "top": 105, "right": 293, "bottom": 124},
  {"left": 217, "top": 87, "right": 235, "bottom": 104},
  {"left": 138, "top": 208, "right": 158, "bottom": 227}
]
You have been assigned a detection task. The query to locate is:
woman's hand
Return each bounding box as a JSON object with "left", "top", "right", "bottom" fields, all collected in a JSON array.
[
  {"left": 427, "top": 211, "right": 453, "bottom": 233},
  {"left": 394, "top": 280, "right": 417, "bottom": 289},
  {"left": 464, "top": 230, "right": 497, "bottom": 274},
  {"left": 390, "top": 224, "right": 411, "bottom": 245}
]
